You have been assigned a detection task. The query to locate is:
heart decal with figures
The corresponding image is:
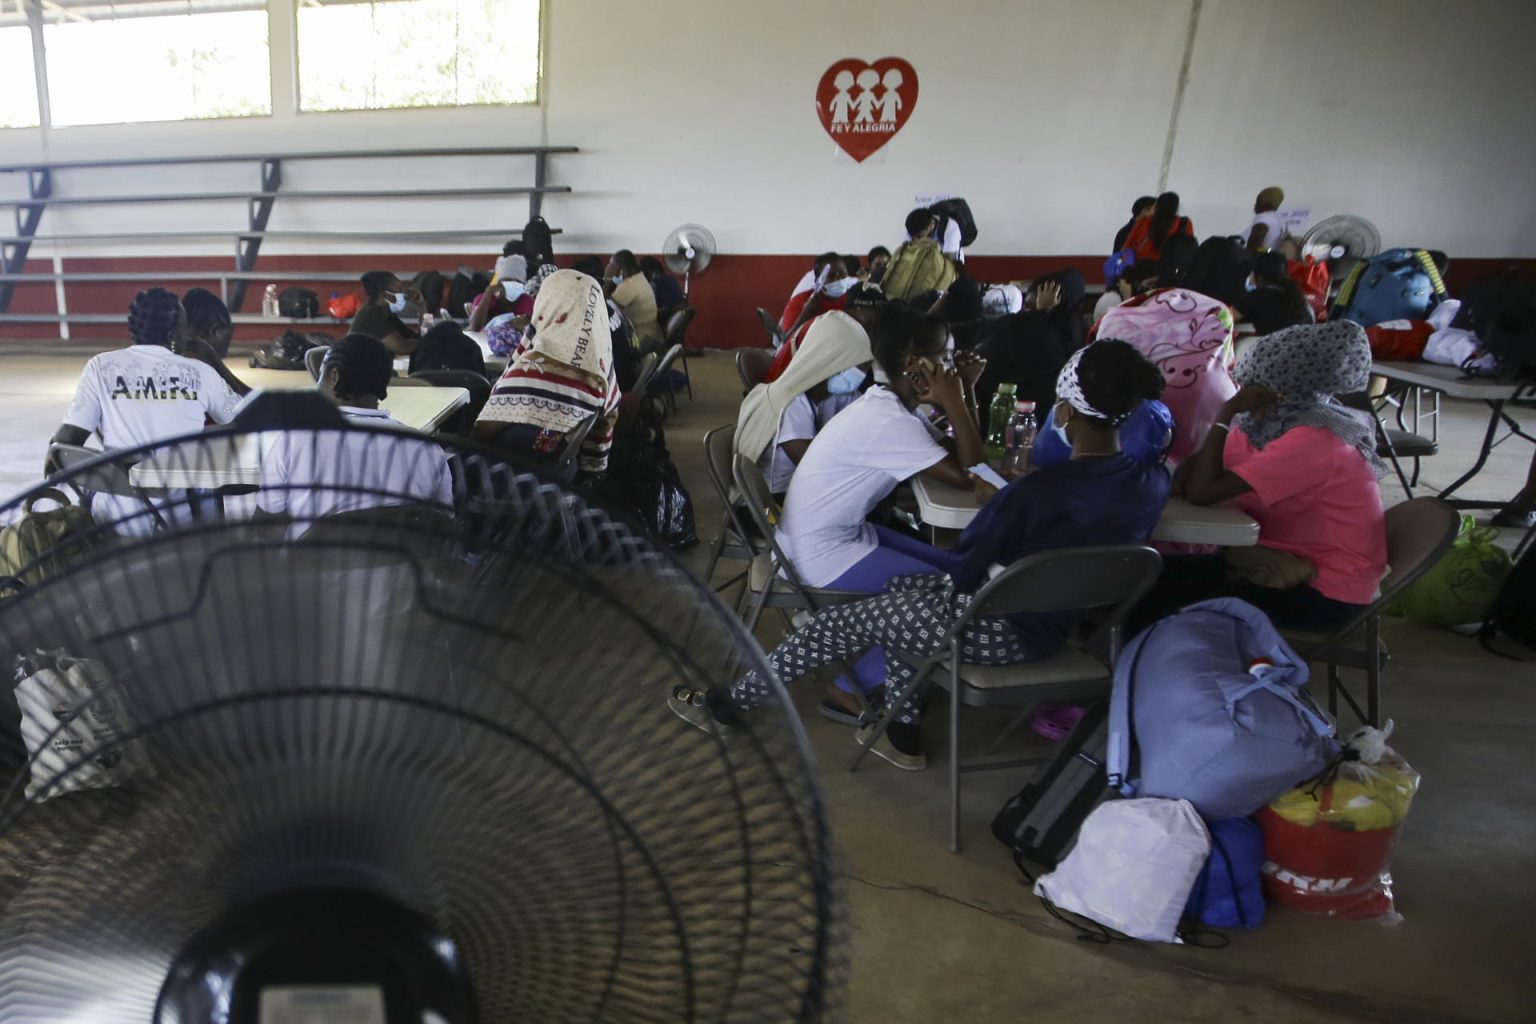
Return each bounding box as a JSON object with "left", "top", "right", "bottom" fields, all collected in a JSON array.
[{"left": 816, "top": 57, "right": 918, "bottom": 162}]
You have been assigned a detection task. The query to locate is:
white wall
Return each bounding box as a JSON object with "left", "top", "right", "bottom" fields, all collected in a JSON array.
[{"left": 1, "top": 0, "right": 1533, "bottom": 258}]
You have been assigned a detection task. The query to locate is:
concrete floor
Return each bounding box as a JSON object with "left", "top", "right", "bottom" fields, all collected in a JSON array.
[{"left": 2, "top": 348, "right": 1533, "bottom": 1022}]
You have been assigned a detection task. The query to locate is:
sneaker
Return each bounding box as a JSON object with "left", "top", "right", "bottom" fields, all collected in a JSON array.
[
  {"left": 668, "top": 686, "right": 727, "bottom": 736},
  {"left": 855, "top": 724, "right": 926, "bottom": 772},
  {"left": 817, "top": 699, "right": 865, "bottom": 727}
]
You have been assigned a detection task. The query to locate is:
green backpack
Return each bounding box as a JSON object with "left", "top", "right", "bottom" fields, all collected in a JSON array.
[
  {"left": 879, "top": 239, "right": 957, "bottom": 302},
  {"left": 0, "top": 488, "right": 103, "bottom": 595}
]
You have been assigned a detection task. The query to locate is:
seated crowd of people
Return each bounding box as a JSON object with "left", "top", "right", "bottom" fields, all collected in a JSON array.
[{"left": 39, "top": 191, "right": 1406, "bottom": 772}]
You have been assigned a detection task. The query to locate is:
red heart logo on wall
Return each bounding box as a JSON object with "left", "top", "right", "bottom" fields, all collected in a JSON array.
[{"left": 816, "top": 57, "right": 918, "bottom": 163}]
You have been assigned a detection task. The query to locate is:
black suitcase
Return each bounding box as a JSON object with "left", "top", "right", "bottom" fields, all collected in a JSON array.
[{"left": 991, "top": 702, "right": 1118, "bottom": 874}]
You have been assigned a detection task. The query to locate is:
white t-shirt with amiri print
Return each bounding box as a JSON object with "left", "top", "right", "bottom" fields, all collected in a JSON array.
[{"left": 63, "top": 344, "right": 240, "bottom": 448}]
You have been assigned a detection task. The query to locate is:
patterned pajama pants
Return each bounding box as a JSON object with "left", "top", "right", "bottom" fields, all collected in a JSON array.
[{"left": 727, "top": 573, "right": 1033, "bottom": 727}]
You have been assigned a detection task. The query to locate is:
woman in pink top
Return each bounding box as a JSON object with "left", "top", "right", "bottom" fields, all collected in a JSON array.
[{"left": 1134, "top": 321, "right": 1387, "bottom": 631}]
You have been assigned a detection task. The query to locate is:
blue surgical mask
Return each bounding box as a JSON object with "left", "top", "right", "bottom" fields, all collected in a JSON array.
[
  {"left": 612, "top": 273, "right": 624, "bottom": 284},
  {"left": 826, "top": 366, "right": 866, "bottom": 394},
  {"left": 387, "top": 292, "right": 407, "bottom": 313},
  {"left": 502, "top": 281, "right": 526, "bottom": 303},
  {"left": 822, "top": 276, "right": 855, "bottom": 299}
]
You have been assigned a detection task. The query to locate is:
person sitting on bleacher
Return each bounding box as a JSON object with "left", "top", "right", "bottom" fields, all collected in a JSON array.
[
  {"left": 256, "top": 333, "right": 452, "bottom": 534},
  {"left": 350, "top": 271, "right": 420, "bottom": 356},
  {"left": 48, "top": 288, "right": 241, "bottom": 475}
]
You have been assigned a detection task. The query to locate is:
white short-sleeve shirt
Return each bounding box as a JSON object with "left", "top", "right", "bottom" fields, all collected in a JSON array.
[
  {"left": 1244, "top": 211, "right": 1286, "bottom": 250},
  {"left": 776, "top": 387, "right": 948, "bottom": 587},
  {"left": 258, "top": 407, "right": 454, "bottom": 536},
  {"left": 63, "top": 344, "right": 240, "bottom": 448},
  {"left": 760, "top": 394, "right": 818, "bottom": 495}
]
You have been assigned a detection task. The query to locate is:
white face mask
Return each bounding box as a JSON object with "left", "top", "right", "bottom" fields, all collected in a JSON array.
[
  {"left": 822, "top": 276, "right": 856, "bottom": 299},
  {"left": 387, "top": 292, "right": 407, "bottom": 313},
  {"left": 502, "top": 281, "right": 526, "bottom": 303},
  {"left": 825, "top": 366, "right": 867, "bottom": 394}
]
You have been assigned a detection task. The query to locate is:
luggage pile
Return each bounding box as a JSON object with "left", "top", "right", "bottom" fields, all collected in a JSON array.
[{"left": 993, "top": 599, "right": 1422, "bottom": 943}]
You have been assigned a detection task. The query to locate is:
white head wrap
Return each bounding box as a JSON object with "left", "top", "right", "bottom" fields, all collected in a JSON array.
[{"left": 1054, "top": 347, "right": 1124, "bottom": 425}]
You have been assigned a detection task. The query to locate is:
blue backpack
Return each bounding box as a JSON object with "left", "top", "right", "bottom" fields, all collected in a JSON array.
[
  {"left": 1331, "top": 248, "right": 1448, "bottom": 327},
  {"left": 1107, "top": 598, "right": 1337, "bottom": 821},
  {"left": 1103, "top": 248, "right": 1135, "bottom": 285},
  {"left": 1184, "top": 817, "right": 1266, "bottom": 929}
]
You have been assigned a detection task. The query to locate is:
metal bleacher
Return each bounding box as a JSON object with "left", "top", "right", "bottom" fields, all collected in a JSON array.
[{"left": 0, "top": 146, "right": 577, "bottom": 332}]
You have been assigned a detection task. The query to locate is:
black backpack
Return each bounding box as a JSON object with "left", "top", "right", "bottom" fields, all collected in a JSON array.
[
  {"left": 277, "top": 287, "right": 320, "bottom": 319},
  {"left": 248, "top": 330, "right": 318, "bottom": 371},
  {"left": 523, "top": 215, "right": 555, "bottom": 266},
  {"left": 929, "top": 197, "right": 977, "bottom": 248},
  {"left": 1456, "top": 270, "right": 1536, "bottom": 380},
  {"left": 446, "top": 270, "right": 491, "bottom": 319},
  {"left": 1481, "top": 540, "right": 1536, "bottom": 653}
]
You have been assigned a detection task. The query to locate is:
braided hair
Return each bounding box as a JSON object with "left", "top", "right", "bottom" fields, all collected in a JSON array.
[
  {"left": 128, "top": 288, "right": 184, "bottom": 349},
  {"left": 321, "top": 333, "right": 392, "bottom": 403}
]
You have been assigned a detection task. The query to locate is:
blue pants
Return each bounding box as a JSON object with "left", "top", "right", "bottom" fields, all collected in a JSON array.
[{"left": 824, "top": 527, "right": 950, "bottom": 694}]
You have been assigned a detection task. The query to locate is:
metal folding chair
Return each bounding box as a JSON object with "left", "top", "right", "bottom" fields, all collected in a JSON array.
[
  {"left": 735, "top": 348, "right": 774, "bottom": 394},
  {"left": 47, "top": 443, "right": 173, "bottom": 530},
  {"left": 664, "top": 308, "right": 696, "bottom": 400},
  {"left": 700, "top": 424, "right": 764, "bottom": 597},
  {"left": 1283, "top": 497, "right": 1459, "bottom": 727},
  {"left": 305, "top": 345, "right": 330, "bottom": 381},
  {"left": 553, "top": 412, "right": 600, "bottom": 479},
  {"left": 849, "top": 545, "right": 1163, "bottom": 852},
  {"left": 756, "top": 307, "right": 785, "bottom": 348},
  {"left": 649, "top": 343, "right": 686, "bottom": 415}
]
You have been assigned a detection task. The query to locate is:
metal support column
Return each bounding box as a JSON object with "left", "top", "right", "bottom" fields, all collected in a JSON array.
[
  {"left": 530, "top": 151, "right": 548, "bottom": 221},
  {"left": 230, "top": 157, "right": 282, "bottom": 312}
]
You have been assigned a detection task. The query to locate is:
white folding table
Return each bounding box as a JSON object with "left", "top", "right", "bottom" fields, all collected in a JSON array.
[
  {"left": 1370, "top": 360, "right": 1535, "bottom": 509},
  {"left": 910, "top": 475, "right": 1260, "bottom": 547}
]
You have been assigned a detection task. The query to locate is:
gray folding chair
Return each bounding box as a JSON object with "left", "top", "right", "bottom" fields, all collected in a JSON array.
[
  {"left": 632, "top": 351, "right": 660, "bottom": 397},
  {"left": 701, "top": 424, "right": 765, "bottom": 596},
  {"left": 731, "top": 452, "right": 865, "bottom": 631},
  {"left": 305, "top": 344, "right": 329, "bottom": 381},
  {"left": 756, "top": 307, "right": 785, "bottom": 348},
  {"left": 1341, "top": 392, "right": 1437, "bottom": 495},
  {"left": 736, "top": 348, "right": 774, "bottom": 394},
  {"left": 663, "top": 308, "right": 696, "bottom": 400},
  {"left": 849, "top": 545, "right": 1163, "bottom": 852},
  {"left": 46, "top": 443, "right": 171, "bottom": 530},
  {"left": 553, "top": 412, "right": 600, "bottom": 479},
  {"left": 649, "top": 343, "right": 686, "bottom": 415},
  {"left": 1284, "top": 497, "right": 1459, "bottom": 727}
]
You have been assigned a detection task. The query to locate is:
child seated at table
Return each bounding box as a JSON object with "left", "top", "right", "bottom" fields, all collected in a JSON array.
[
  {"left": 257, "top": 333, "right": 453, "bottom": 535},
  {"left": 672, "top": 340, "right": 1171, "bottom": 771},
  {"left": 1134, "top": 321, "right": 1387, "bottom": 631}
]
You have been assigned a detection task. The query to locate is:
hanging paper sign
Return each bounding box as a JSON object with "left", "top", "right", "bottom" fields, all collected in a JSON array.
[{"left": 816, "top": 57, "right": 918, "bottom": 163}]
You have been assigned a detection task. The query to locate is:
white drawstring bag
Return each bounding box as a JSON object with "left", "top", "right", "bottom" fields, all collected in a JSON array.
[{"left": 1034, "top": 798, "right": 1210, "bottom": 943}]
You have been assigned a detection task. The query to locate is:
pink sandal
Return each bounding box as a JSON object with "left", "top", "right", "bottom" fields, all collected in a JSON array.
[{"left": 1030, "top": 703, "right": 1087, "bottom": 742}]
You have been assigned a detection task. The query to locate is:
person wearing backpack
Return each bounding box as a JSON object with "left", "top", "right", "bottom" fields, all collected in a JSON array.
[
  {"left": 1123, "top": 192, "right": 1194, "bottom": 263},
  {"left": 881, "top": 209, "right": 958, "bottom": 303}
]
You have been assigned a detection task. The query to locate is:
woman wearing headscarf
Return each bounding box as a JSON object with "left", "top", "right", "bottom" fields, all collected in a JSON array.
[
  {"left": 1135, "top": 321, "right": 1387, "bottom": 631},
  {"left": 971, "top": 267, "right": 1086, "bottom": 424},
  {"left": 472, "top": 269, "right": 619, "bottom": 474},
  {"left": 734, "top": 308, "right": 873, "bottom": 499}
]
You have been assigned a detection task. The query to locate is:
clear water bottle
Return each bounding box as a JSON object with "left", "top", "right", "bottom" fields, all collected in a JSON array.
[
  {"left": 1000, "top": 399, "right": 1037, "bottom": 477},
  {"left": 261, "top": 284, "right": 278, "bottom": 318},
  {"left": 420, "top": 311, "right": 435, "bottom": 333},
  {"left": 986, "top": 382, "right": 1017, "bottom": 462}
]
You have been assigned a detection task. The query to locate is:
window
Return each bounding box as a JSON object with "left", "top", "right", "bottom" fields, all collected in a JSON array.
[
  {"left": 41, "top": 0, "right": 272, "bottom": 127},
  {"left": 0, "top": 8, "right": 40, "bottom": 128},
  {"left": 296, "top": 0, "right": 540, "bottom": 113}
]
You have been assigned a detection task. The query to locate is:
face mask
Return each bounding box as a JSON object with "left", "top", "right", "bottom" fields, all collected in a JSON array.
[
  {"left": 1244, "top": 277, "right": 1257, "bottom": 293},
  {"left": 387, "top": 292, "right": 407, "bottom": 313},
  {"left": 502, "top": 281, "right": 526, "bottom": 303},
  {"left": 822, "top": 277, "right": 855, "bottom": 299},
  {"left": 611, "top": 273, "right": 624, "bottom": 284},
  {"left": 826, "top": 366, "right": 866, "bottom": 394}
]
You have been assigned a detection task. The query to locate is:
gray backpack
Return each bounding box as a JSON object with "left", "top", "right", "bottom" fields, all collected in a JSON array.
[{"left": 1107, "top": 598, "right": 1336, "bottom": 820}]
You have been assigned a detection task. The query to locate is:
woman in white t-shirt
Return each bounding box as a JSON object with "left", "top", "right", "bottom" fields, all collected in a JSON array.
[
  {"left": 1243, "top": 186, "right": 1286, "bottom": 252},
  {"left": 773, "top": 306, "right": 988, "bottom": 702},
  {"left": 734, "top": 309, "right": 873, "bottom": 498}
]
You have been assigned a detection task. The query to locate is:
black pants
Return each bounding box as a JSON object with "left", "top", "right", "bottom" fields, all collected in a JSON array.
[{"left": 1131, "top": 554, "right": 1365, "bottom": 634}]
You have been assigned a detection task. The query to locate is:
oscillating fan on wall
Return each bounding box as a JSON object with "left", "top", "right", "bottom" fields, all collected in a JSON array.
[
  {"left": 0, "top": 395, "right": 843, "bottom": 1023},
  {"left": 1299, "top": 214, "right": 1382, "bottom": 275},
  {"left": 664, "top": 223, "right": 716, "bottom": 300}
]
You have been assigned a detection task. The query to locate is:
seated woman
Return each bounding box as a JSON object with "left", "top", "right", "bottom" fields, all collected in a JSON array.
[
  {"left": 734, "top": 306, "right": 873, "bottom": 500},
  {"left": 409, "top": 321, "right": 486, "bottom": 377},
  {"left": 181, "top": 287, "right": 252, "bottom": 397},
  {"left": 1136, "top": 322, "right": 1387, "bottom": 632},
  {"left": 1233, "top": 252, "right": 1313, "bottom": 336},
  {"left": 351, "top": 271, "right": 420, "bottom": 356},
  {"left": 468, "top": 253, "right": 534, "bottom": 332},
  {"left": 672, "top": 341, "right": 1171, "bottom": 769},
  {"left": 607, "top": 249, "right": 665, "bottom": 352},
  {"left": 1123, "top": 192, "right": 1194, "bottom": 263},
  {"left": 472, "top": 269, "right": 620, "bottom": 475}
]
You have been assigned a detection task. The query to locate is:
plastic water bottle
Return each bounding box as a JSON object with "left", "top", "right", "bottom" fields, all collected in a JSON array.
[
  {"left": 261, "top": 284, "right": 278, "bottom": 318},
  {"left": 420, "top": 311, "right": 435, "bottom": 333},
  {"left": 986, "top": 382, "right": 1018, "bottom": 462},
  {"left": 1000, "top": 400, "right": 1037, "bottom": 476}
]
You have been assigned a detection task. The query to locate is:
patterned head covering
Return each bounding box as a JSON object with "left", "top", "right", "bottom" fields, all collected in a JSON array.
[
  {"left": 1055, "top": 347, "right": 1126, "bottom": 425},
  {"left": 514, "top": 269, "right": 613, "bottom": 389},
  {"left": 1233, "top": 321, "right": 1382, "bottom": 473}
]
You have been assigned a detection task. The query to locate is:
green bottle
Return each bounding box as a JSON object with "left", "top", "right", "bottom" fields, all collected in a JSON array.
[{"left": 986, "top": 382, "right": 1017, "bottom": 462}]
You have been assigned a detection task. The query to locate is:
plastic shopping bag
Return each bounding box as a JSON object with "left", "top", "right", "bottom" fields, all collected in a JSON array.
[
  {"left": 1256, "top": 724, "right": 1419, "bottom": 922},
  {"left": 14, "top": 649, "right": 146, "bottom": 801},
  {"left": 1385, "top": 515, "right": 1511, "bottom": 626}
]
